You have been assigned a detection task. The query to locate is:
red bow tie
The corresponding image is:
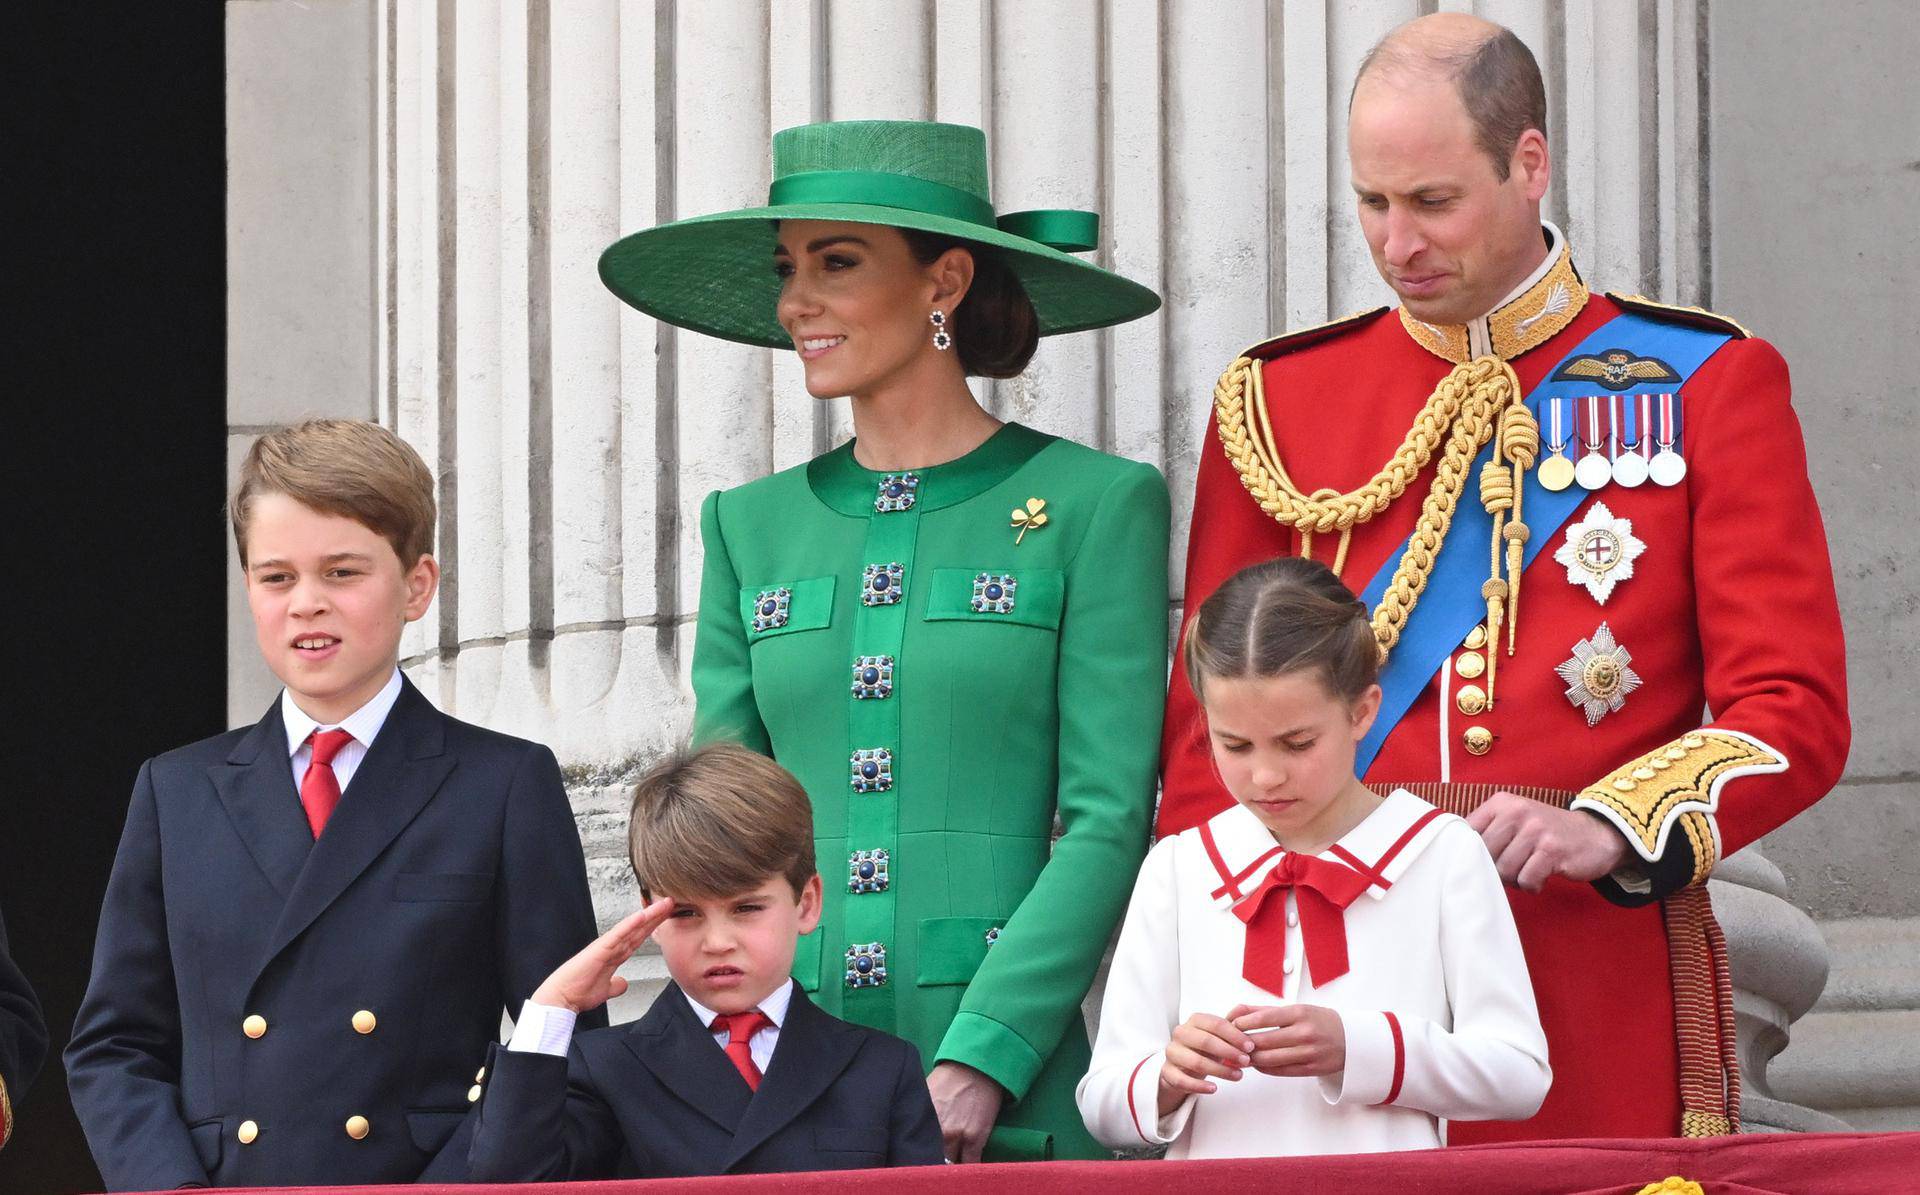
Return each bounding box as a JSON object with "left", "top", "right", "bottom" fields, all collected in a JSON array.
[{"left": 1232, "top": 852, "right": 1372, "bottom": 995}]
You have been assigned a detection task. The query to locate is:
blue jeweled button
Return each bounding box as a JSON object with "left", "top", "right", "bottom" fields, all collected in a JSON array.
[
  {"left": 848, "top": 849, "right": 890, "bottom": 894},
  {"left": 850, "top": 748, "right": 894, "bottom": 793},
  {"left": 845, "top": 942, "right": 888, "bottom": 988},
  {"left": 970, "top": 572, "right": 1017, "bottom": 615},
  {"left": 874, "top": 472, "right": 920, "bottom": 513},
  {"left": 861, "top": 561, "right": 905, "bottom": 607},
  {"left": 750, "top": 586, "right": 792, "bottom": 632},
  {"left": 851, "top": 655, "right": 894, "bottom": 700}
]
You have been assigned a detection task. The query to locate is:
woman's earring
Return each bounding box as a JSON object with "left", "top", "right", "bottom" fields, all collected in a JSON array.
[{"left": 930, "top": 309, "right": 952, "bottom": 352}]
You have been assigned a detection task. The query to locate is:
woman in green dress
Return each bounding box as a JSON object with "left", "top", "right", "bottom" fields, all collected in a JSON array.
[{"left": 599, "top": 120, "right": 1168, "bottom": 1163}]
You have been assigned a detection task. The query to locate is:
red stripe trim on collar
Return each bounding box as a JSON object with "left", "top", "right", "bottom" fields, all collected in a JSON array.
[
  {"left": 1382, "top": 1012, "right": 1407, "bottom": 1105},
  {"left": 1209, "top": 845, "right": 1286, "bottom": 903},
  {"left": 1199, "top": 820, "right": 1242, "bottom": 900},
  {"left": 1127, "top": 1054, "right": 1155, "bottom": 1143},
  {"left": 1328, "top": 808, "right": 1446, "bottom": 893}
]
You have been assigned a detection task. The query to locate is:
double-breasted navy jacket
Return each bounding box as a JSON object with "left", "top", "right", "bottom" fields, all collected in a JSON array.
[{"left": 65, "top": 677, "right": 603, "bottom": 1191}]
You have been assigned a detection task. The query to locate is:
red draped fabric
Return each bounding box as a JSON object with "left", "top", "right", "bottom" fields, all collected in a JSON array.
[{"left": 145, "top": 1132, "right": 1918, "bottom": 1195}]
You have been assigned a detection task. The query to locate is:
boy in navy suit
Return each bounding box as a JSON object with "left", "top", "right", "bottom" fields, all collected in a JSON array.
[
  {"left": 468, "top": 742, "right": 943, "bottom": 1180},
  {"left": 65, "top": 420, "right": 603, "bottom": 1190}
]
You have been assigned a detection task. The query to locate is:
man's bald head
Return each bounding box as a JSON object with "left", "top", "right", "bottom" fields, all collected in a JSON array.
[{"left": 1351, "top": 13, "right": 1547, "bottom": 182}]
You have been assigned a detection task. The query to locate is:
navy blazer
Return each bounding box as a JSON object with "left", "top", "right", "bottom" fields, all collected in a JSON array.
[
  {"left": 64, "top": 677, "right": 604, "bottom": 1191},
  {"left": 468, "top": 980, "right": 944, "bottom": 1180},
  {"left": 0, "top": 905, "right": 48, "bottom": 1153}
]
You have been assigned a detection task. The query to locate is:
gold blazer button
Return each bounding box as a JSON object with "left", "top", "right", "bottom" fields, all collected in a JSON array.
[
  {"left": 352, "top": 1010, "right": 377, "bottom": 1035},
  {"left": 345, "top": 1115, "right": 371, "bottom": 1140},
  {"left": 242, "top": 1015, "right": 267, "bottom": 1039},
  {"left": 1462, "top": 726, "right": 1494, "bottom": 756},
  {"left": 237, "top": 1120, "right": 259, "bottom": 1145},
  {"left": 1455, "top": 684, "right": 1488, "bottom": 717},
  {"left": 468, "top": 1084, "right": 483, "bottom": 1103}
]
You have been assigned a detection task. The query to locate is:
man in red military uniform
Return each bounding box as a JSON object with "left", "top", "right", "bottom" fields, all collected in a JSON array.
[{"left": 1160, "top": 13, "right": 1848, "bottom": 1142}]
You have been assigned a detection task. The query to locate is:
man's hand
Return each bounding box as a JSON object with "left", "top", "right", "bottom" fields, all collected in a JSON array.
[
  {"left": 529, "top": 897, "right": 674, "bottom": 1014},
  {"left": 927, "top": 1061, "right": 1004, "bottom": 1163},
  {"left": 1466, "top": 791, "right": 1632, "bottom": 891},
  {"left": 1157, "top": 1012, "right": 1255, "bottom": 1116},
  {"left": 1228, "top": 1003, "right": 1345, "bottom": 1077}
]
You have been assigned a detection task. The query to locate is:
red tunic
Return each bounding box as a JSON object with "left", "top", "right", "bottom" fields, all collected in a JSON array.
[{"left": 1159, "top": 256, "right": 1849, "bottom": 1140}]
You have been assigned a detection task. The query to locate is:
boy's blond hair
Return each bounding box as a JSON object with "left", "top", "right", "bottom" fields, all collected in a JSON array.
[
  {"left": 229, "top": 419, "right": 437, "bottom": 567},
  {"left": 628, "top": 743, "right": 817, "bottom": 901}
]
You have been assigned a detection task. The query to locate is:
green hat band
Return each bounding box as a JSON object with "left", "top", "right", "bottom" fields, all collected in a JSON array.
[{"left": 767, "top": 169, "right": 1099, "bottom": 253}]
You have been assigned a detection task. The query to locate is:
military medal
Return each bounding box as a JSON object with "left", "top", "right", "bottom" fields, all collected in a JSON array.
[
  {"left": 1555, "top": 621, "right": 1643, "bottom": 726},
  {"left": 1649, "top": 391, "right": 1688, "bottom": 486},
  {"left": 1574, "top": 396, "right": 1612, "bottom": 490},
  {"left": 1553, "top": 501, "right": 1645, "bottom": 604},
  {"left": 1538, "top": 396, "right": 1576, "bottom": 492},
  {"left": 1611, "top": 393, "right": 1650, "bottom": 488}
]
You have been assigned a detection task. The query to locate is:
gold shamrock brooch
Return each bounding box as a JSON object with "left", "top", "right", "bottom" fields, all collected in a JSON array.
[{"left": 1010, "top": 497, "right": 1048, "bottom": 545}]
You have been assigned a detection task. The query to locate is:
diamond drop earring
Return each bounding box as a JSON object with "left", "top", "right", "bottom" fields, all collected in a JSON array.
[{"left": 930, "top": 309, "right": 952, "bottom": 351}]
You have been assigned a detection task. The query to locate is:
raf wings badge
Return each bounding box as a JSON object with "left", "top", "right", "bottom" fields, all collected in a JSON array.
[{"left": 1552, "top": 348, "right": 1681, "bottom": 391}]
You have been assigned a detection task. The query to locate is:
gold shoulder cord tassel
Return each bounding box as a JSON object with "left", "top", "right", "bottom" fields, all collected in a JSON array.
[{"left": 1215, "top": 352, "right": 1527, "bottom": 668}]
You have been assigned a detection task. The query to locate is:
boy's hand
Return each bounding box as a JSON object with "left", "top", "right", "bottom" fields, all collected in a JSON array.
[
  {"left": 530, "top": 897, "right": 674, "bottom": 1014},
  {"left": 1228, "top": 1003, "right": 1346, "bottom": 1077},
  {"left": 1157, "top": 1012, "right": 1255, "bottom": 1116}
]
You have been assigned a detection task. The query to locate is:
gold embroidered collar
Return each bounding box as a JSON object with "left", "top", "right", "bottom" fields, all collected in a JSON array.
[{"left": 1399, "top": 224, "right": 1588, "bottom": 363}]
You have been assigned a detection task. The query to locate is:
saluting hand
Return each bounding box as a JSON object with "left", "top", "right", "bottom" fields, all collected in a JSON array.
[
  {"left": 1158, "top": 1012, "right": 1255, "bottom": 1116},
  {"left": 1466, "top": 791, "right": 1631, "bottom": 891},
  {"left": 530, "top": 897, "right": 675, "bottom": 1015},
  {"left": 1227, "top": 1003, "right": 1345, "bottom": 1077}
]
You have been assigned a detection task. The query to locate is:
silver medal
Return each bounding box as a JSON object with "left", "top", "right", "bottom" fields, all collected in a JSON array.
[
  {"left": 1650, "top": 449, "right": 1687, "bottom": 486},
  {"left": 1612, "top": 448, "right": 1649, "bottom": 487},
  {"left": 1575, "top": 451, "right": 1612, "bottom": 490}
]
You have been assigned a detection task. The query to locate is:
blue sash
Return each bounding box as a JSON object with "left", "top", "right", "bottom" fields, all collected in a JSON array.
[{"left": 1353, "top": 312, "right": 1731, "bottom": 776}]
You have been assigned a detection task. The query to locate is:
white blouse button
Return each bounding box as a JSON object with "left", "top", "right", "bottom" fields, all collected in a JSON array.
[
  {"left": 1287, "top": 910, "right": 1299, "bottom": 928},
  {"left": 1281, "top": 957, "right": 1295, "bottom": 975}
]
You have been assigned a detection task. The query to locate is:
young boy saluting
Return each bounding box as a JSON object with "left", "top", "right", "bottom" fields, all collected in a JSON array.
[
  {"left": 468, "top": 742, "right": 943, "bottom": 1180},
  {"left": 65, "top": 420, "right": 603, "bottom": 1191}
]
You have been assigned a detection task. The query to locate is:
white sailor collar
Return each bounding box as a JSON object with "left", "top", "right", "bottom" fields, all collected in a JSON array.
[{"left": 1193, "top": 789, "right": 1456, "bottom": 913}]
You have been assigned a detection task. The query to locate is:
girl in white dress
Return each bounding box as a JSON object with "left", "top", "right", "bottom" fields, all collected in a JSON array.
[{"left": 1078, "top": 557, "right": 1550, "bottom": 1158}]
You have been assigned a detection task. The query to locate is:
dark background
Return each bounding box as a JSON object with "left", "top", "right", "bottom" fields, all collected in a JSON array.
[{"left": 1, "top": 5, "right": 228, "bottom": 1192}]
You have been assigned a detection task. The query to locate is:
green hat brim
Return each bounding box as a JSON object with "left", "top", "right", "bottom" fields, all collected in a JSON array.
[{"left": 598, "top": 202, "right": 1161, "bottom": 350}]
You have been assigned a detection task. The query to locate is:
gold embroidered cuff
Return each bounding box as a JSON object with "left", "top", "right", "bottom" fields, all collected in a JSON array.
[
  {"left": 1, "top": 1072, "right": 13, "bottom": 1150},
  {"left": 1570, "top": 729, "right": 1787, "bottom": 871}
]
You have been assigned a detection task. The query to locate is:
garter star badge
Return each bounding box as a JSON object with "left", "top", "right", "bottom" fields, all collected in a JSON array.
[
  {"left": 1556, "top": 622, "right": 1643, "bottom": 726},
  {"left": 1553, "top": 502, "right": 1645, "bottom": 604}
]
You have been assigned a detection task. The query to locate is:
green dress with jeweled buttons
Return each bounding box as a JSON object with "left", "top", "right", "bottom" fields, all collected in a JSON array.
[{"left": 690, "top": 422, "right": 1168, "bottom": 1161}]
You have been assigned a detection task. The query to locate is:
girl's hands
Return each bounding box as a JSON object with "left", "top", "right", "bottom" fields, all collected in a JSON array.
[
  {"left": 1157, "top": 1012, "right": 1256, "bottom": 1116},
  {"left": 1227, "top": 1002, "right": 1347, "bottom": 1077}
]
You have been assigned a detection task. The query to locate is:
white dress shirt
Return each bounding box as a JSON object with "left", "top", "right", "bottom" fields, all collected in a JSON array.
[
  {"left": 508, "top": 978, "right": 795, "bottom": 1074},
  {"left": 281, "top": 668, "right": 404, "bottom": 797}
]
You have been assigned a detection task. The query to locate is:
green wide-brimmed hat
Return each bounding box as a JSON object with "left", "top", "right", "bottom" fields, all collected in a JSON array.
[{"left": 598, "top": 120, "right": 1160, "bottom": 348}]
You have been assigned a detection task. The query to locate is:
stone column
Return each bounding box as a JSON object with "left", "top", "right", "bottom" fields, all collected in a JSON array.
[{"left": 239, "top": 5, "right": 1866, "bottom": 1084}]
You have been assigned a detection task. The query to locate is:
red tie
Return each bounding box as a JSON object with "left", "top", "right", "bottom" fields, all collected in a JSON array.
[
  {"left": 1232, "top": 852, "right": 1372, "bottom": 994},
  {"left": 712, "top": 1010, "right": 773, "bottom": 1090},
  {"left": 300, "top": 729, "right": 356, "bottom": 839}
]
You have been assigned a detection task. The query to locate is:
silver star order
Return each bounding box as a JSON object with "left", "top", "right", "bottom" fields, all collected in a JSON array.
[
  {"left": 1553, "top": 501, "right": 1645, "bottom": 605},
  {"left": 1555, "top": 621, "right": 1643, "bottom": 726}
]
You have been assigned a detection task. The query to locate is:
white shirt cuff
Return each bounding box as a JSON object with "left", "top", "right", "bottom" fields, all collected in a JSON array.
[{"left": 506, "top": 1000, "right": 578, "bottom": 1056}]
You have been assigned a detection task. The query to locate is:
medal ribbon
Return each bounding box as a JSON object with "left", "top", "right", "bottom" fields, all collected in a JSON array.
[
  {"left": 1352, "top": 312, "right": 1734, "bottom": 776},
  {"left": 1232, "top": 853, "right": 1372, "bottom": 993}
]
